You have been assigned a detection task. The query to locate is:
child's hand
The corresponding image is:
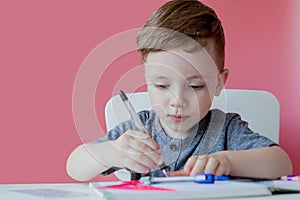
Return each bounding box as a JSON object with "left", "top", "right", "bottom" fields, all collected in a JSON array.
[
  {"left": 171, "top": 152, "right": 232, "bottom": 177},
  {"left": 185, "top": 152, "right": 232, "bottom": 176},
  {"left": 107, "top": 130, "right": 164, "bottom": 174}
]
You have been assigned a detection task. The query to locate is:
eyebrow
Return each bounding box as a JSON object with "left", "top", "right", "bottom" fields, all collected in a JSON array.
[
  {"left": 148, "top": 75, "right": 205, "bottom": 81},
  {"left": 185, "top": 75, "right": 204, "bottom": 80},
  {"left": 148, "top": 76, "right": 168, "bottom": 80}
]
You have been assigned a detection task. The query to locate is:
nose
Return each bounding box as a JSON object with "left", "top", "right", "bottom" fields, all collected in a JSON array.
[{"left": 169, "top": 88, "right": 187, "bottom": 109}]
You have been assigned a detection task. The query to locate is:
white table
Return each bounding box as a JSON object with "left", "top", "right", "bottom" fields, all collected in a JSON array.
[
  {"left": 0, "top": 184, "right": 99, "bottom": 200},
  {"left": 0, "top": 183, "right": 299, "bottom": 200}
]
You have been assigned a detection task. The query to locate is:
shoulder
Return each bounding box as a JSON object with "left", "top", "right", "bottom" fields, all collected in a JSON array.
[
  {"left": 211, "top": 108, "right": 252, "bottom": 135},
  {"left": 137, "top": 110, "right": 155, "bottom": 120},
  {"left": 210, "top": 109, "right": 242, "bottom": 127},
  {"left": 138, "top": 110, "right": 157, "bottom": 127},
  {"left": 111, "top": 109, "right": 155, "bottom": 134},
  {"left": 209, "top": 108, "right": 251, "bottom": 138},
  {"left": 94, "top": 110, "right": 155, "bottom": 142},
  {"left": 210, "top": 109, "right": 276, "bottom": 149}
]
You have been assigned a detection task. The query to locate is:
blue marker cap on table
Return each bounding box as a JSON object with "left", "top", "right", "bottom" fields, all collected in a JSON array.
[{"left": 193, "top": 174, "right": 215, "bottom": 183}]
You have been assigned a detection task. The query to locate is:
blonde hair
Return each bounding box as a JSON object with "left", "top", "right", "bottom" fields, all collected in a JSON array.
[{"left": 137, "top": 0, "right": 225, "bottom": 71}]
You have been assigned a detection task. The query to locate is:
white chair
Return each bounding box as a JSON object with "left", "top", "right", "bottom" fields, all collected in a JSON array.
[
  {"left": 105, "top": 89, "right": 280, "bottom": 143},
  {"left": 104, "top": 89, "right": 280, "bottom": 180}
]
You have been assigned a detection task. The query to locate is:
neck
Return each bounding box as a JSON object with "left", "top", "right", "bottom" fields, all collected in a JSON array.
[{"left": 159, "top": 119, "right": 198, "bottom": 139}]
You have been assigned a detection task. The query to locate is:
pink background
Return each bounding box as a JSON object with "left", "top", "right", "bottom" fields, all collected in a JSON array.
[{"left": 0, "top": 0, "right": 299, "bottom": 183}]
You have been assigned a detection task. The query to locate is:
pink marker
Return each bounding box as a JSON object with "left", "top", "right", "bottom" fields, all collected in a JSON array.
[
  {"left": 290, "top": 176, "right": 300, "bottom": 181},
  {"left": 281, "top": 175, "right": 300, "bottom": 181}
]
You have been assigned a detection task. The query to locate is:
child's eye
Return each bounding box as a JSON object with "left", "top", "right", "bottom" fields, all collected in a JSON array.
[
  {"left": 189, "top": 84, "right": 205, "bottom": 90},
  {"left": 154, "top": 83, "right": 169, "bottom": 89}
]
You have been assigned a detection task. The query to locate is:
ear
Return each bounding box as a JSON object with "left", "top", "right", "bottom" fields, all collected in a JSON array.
[{"left": 215, "top": 69, "right": 229, "bottom": 96}]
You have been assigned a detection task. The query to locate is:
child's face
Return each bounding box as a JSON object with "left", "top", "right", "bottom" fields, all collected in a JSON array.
[{"left": 144, "top": 47, "right": 227, "bottom": 138}]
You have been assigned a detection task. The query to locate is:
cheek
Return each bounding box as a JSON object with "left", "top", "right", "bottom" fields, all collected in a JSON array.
[
  {"left": 149, "top": 93, "right": 167, "bottom": 113},
  {"left": 206, "top": 79, "right": 220, "bottom": 97},
  {"left": 194, "top": 93, "right": 213, "bottom": 116}
]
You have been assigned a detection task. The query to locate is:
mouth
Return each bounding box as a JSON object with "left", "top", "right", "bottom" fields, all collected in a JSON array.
[{"left": 168, "top": 114, "right": 188, "bottom": 122}]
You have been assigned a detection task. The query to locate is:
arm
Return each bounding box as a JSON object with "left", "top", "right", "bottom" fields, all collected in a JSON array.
[
  {"left": 66, "top": 130, "right": 164, "bottom": 181},
  {"left": 173, "top": 146, "right": 292, "bottom": 179},
  {"left": 225, "top": 145, "right": 292, "bottom": 179},
  {"left": 66, "top": 142, "right": 110, "bottom": 182}
]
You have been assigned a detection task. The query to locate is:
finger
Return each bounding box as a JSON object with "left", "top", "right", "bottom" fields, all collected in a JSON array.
[
  {"left": 126, "top": 130, "right": 164, "bottom": 165},
  {"left": 132, "top": 148, "right": 163, "bottom": 167},
  {"left": 184, "top": 156, "right": 198, "bottom": 173},
  {"left": 126, "top": 137, "right": 163, "bottom": 166},
  {"left": 128, "top": 138, "right": 152, "bottom": 153},
  {"left": 214, "top": 165, "right": 227, "bottom": 176},
  {"left": 125, "top": 130, "right": 149, "bottom": 140},
  {"left": 214, "top": 161, "right": 231, "bottom": 176},
  {"left": 204, "top": 157, "right": 219, "bottom": 174},
  {"left": 112, "top": 135, "right": 158, "bottom": 169},
  {"left": 170, "top": 170, "right": 189, "bottom": 177},
  {"left": 127, "top": 130, "right": 161, "bottom": 151},
  {"left": 123, "top": 148, "right": 160, "bottom": 170},
  {"left": 129, "top": 138, "right": 161, "bottom": 155},
  {"left": 119, "top": 131, "right": 156, "bottom": 154},
  {"left": 121, "top": 156, "right": 150, "bottom": 174},
  {"left": 190, "top": 155, "right": 208, "bottom": 176}
]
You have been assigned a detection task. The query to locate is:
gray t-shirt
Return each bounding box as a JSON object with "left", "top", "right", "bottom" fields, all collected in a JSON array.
[{"left": 96, "top": 109, "right": 276, "bottom": 177}]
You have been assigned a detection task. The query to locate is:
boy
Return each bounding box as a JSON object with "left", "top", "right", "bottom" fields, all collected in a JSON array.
[{"left": 67, "top": 0, "right": 292, "bottom": 181}]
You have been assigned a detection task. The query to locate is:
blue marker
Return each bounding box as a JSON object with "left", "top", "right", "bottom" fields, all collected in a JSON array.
[
  {"left": 141, "top": 174, "right": 223, "bottom": 184},
  {"left": 215, "top": 175, "right": 230, "bottom": 181}
]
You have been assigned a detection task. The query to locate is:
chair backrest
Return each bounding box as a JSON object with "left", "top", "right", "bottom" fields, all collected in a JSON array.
[{"left": 105, "top": 89, "right": 279, "bottom": 143}]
